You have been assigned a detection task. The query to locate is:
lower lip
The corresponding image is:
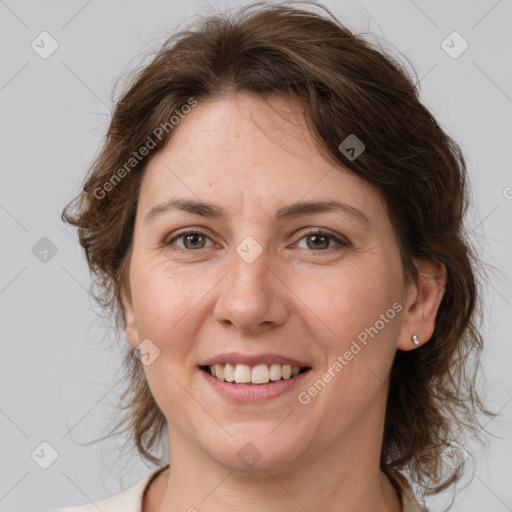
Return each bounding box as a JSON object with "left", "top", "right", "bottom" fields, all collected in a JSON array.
[{"left": 200, "top": 368, "right": 311, "bottom": 403}]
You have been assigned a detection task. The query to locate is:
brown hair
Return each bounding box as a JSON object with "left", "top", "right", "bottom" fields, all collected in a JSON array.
[{"left": 62, "top": 0, "right": 495, "bottom": 496}]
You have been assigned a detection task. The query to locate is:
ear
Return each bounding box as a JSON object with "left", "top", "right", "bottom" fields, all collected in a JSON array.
[
  {"left": 396, "top": 257, "right": 447, "bottom": 351},
  {"left": 120, "top": 284, "right": 140, "bottom": 350}
]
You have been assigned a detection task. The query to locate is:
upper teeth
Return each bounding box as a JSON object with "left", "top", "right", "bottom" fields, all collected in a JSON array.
[{"left": 209, "top": 363, "right": 302, "bottom": 384}]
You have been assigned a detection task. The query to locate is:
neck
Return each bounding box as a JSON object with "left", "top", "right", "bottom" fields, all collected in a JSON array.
[{"left": 150, "top": 424, "right": 402, "bottom": 512}]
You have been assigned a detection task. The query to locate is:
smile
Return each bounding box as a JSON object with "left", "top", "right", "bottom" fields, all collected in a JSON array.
[{"left": 201, "top": 363, "right": 310, "bottom": 384}]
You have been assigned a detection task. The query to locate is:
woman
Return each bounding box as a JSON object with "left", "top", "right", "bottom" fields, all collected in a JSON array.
[{"left": 55, "top": 2, "right": 492, "bottom": 511}]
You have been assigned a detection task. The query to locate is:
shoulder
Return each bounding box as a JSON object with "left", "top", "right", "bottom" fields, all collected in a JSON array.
[
  {"left": 47, "top": 465, "right": 169, "bottom": 512},
  {"left": 401, "top": 484, "right": 426, "bottom": 512},
  {"left": 385, "top": 466, "right": 426, "bottom": 512}
]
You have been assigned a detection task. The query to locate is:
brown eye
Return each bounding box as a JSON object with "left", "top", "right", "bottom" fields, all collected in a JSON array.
[
  {"left": 305, "top": 233, "right": 330, "bottom": 250},
  {"left": 296, "top": 229, "right": 350, "bottom": 253},
  {"left": 183, "top": 232, "right": 207, "bottom": 249},
  {"left": 167, "top": 230, "right": 212, "bottom": 250}
]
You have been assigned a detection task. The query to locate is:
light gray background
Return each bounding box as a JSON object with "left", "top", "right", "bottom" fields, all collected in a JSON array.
[{"left": 1, "top": 1, "right": 511, "bottom": 511}]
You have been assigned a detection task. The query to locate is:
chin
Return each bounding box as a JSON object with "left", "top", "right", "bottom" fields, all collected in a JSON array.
[{"left": 201, "top": 430, "right": 308, "bottom": 473}]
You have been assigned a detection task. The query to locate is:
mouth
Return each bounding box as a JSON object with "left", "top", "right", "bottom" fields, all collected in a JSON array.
[{"left": 199, "top": 363, "right": 312, "bottom": 385}]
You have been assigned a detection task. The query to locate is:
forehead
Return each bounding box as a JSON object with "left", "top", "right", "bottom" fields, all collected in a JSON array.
[
  {"left": 150, "top": 93, "right": 321, "bottom": 173},
  {"left": 138, "top": 93, "right": 387, "bottom": 223}
]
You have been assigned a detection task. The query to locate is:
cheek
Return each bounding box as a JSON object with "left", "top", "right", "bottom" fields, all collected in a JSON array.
[
  {"left": 130, "top": 267, "right": 213, "bottom": 433},
  {"left": 130, "top": 263, "right": 204, "bottom": 408},
  {"left": 130, "top": 261, "right": 200, "bottom": 342},
  {"left": 301, "top": 267, "right": 400, "bottom": 425},
  {"left": 129, "top": 258, "right": 224, "bottom": 369},
  {"left": 298, "top": 260, "right": 396, "bottom": 348}
]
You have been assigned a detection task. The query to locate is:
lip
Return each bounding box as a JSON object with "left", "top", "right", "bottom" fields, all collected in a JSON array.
[
  {"left": 200, "top": 352, "right": 311, "bottom": 368},
  {"left": 200, "top": 366, "right": 312, "bottom": 403}
]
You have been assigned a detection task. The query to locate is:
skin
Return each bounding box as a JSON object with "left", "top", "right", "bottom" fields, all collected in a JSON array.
[{"left": 121, "top": 92, "right": 446, "bottom": 511}]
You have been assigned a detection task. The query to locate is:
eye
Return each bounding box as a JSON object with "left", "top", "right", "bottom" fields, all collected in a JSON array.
[
  {"left": 165, "top": 228, "right": 350, "bottom": 254},
  {"left": 166, "top": 230, "right": 214, "bottom": 251},
  {"left": 295, "top": 228, "right": 350, "bottom": 253}
]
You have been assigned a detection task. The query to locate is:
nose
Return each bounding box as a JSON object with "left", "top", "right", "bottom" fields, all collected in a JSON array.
[{"left": 213, "top": 246, "right": 289, "bottom": 335}]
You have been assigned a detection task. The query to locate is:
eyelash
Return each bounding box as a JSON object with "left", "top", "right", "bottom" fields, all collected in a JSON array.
[{"left": 165, "top": 227, "right": 350, "bottom": 254}]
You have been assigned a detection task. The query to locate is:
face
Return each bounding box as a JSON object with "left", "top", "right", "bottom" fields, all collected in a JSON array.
[{"left": 122, "top": 92, "right": 423, "bottom": 474}]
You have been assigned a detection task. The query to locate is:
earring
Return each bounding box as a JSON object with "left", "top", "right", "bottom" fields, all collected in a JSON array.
[{"left": 411, "top": 334, "right": 419, "bottom": 345}]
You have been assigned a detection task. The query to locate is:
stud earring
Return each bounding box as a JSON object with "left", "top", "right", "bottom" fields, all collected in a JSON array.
[{"left": 411, "top": 334, "right": 419, "bottom": 345}]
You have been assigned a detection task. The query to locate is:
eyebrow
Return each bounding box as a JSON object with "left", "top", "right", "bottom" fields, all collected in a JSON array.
[{"left": 144, "top": 198, "right": 370, "bottom": 226}]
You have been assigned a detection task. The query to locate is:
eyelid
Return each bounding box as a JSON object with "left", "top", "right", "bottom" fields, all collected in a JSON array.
[
  {"left": 294, "top": 227, "right": 351, "bottom": 252},
  {"left": 166, "top": 227, "right": 216, "bottom": 249},
  {"left": 298, "top": 227, "right": 350, "bottom": 243},
  {"left": 165, "top": 226, "right": 351, "bottom": 252}
]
